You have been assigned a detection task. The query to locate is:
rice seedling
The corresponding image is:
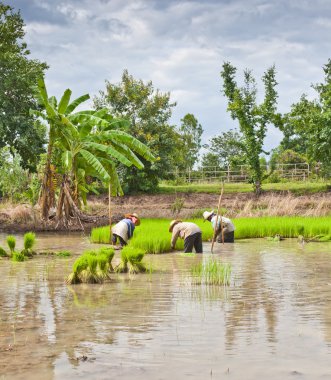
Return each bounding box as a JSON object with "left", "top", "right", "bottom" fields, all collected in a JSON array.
[
  {"left": 11, "top": 251, "right": 25, "bottom": 262},
  {"left": 66, "top": 247, "right": 115, "bottom": 284},
  {"left": 115, "top": 246, "right": 147, "bottom": 274},
  {"left": 90, "top": 227, "right": 111, "bottom": 244},
  {"left": 56, "top": 250, "right": 72, "bottom": 257},
  {"left": 0, "top": 246, "right": 8, "bottom": 257},
  {"left": 191, "top": 257, "right": 231, "bottom": 286},
  {"left": 6, "top": 235, "right": 16, "bottom": 254},
  {"left": 23, "top": 232, "right": 36, "bottom": 250},
  {"left": 180, "top": 252, "right": 196, "bottom": 257}
]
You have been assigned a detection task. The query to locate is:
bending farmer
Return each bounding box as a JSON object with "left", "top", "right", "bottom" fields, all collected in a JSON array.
[
  {"left": 112, "top": 213, "right": 140, "bottom": 246},
  {"left": 203, "top": 210, "right": 235, "bottom": 243},
  {"left": 169, "top": 220, "right": 203, "bottom": 253}
]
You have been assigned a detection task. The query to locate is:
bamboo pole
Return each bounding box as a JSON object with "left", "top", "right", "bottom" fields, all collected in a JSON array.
[
  {"left": 108, "top": 182, "right": 112, "bottom": 244},
  {"left": 211, "top": 182, "right": 224, "bottom": 253}
]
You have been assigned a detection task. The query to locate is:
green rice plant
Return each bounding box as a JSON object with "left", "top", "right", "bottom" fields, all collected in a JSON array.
[
  {"left": 11, "top": 251, "right": 25, "bottom": 262},
  {"left": 317, "top": 235, "right": 331, "bottom": 242},
  {"left": 66, "top": 247, "right": 115, "bottom": 284},
  {"left": 234, "top": 216, "right": 331, "bottom": 239},
  {"left": 56, "top": 250, "right": 72, "bottom": 257},
  {"left": 0, "top": 246, "right": 8, "bottom": 257},
  {"left": 90, "top": 226, "right": 111, "bottom": 244},
  {"left": 191, "top": 257, "right": 231, "bottom": 286},
  {"left": 116, "top": 246, "right": 146, "bottom": 274},
  {"left": 23, "top": 232, "right": 36, "bottom": 250},
  {"left": 180, "top": 252, "right": 196, "bottom": 257},
  {"left": 6, "top": 235, "right": 16, "bottom": 253}
]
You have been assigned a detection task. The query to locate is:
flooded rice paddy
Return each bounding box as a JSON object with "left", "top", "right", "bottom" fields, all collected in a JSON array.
[{"left": 1, "top": 232, "right": 331, "bottom": 379}]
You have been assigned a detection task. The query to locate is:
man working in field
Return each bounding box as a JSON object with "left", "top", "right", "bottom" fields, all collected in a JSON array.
[
  {"left": 112, "top": 213, "right": 140, "bottom": 246},
  {"left": 169, "top": 220, "right": 203, "bottom": 253},
  {"left": 203, "top": 211, "right": 235, "bottom": 243}
]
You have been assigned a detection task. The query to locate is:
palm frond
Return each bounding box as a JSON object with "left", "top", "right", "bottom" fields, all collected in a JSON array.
[
  {"left": 79, "top": 149, "right": 110, "bottom": 181},
  {"left": 84, "top": 142, "right": 133, "bottom": 166},
  {"left": 65, "top": 94, "right": 90, "bottom": 115},
  {"left": 58, "top": 89, "right": 72, "bottom": 114}
]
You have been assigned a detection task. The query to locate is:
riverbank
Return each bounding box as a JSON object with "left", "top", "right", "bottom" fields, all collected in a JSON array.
[{"left": 0, "top": 191, "right": 330, "bottom": 232}]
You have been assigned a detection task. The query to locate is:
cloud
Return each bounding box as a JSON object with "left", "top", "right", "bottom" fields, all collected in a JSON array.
[{"left": 10, "top": 0, "right": 331, "bottom": 151}]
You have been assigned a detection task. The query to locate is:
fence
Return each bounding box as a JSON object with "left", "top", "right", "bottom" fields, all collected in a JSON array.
[{"left": 168, "top": 163, "right": 311, "bottom": 183}]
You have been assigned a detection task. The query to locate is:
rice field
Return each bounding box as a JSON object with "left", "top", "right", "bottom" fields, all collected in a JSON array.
[{"left": 90, "top": 216, "right": 331, "bottom": 253}]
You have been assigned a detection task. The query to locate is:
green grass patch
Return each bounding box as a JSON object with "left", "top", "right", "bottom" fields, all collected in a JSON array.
[
  {"left": 191, "top": 257, "right": 232, "bottom": 286},
  {"left": 158, "top": 181, "right": 329, "bottom": 195}
]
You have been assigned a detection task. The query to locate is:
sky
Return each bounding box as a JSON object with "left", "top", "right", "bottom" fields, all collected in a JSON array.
[{"left": 10, "top": 0, "right": 331, "bottom": 151}]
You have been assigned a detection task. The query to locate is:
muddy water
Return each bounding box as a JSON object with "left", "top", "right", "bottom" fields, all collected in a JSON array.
[{"left": 0, "top": 234, "right": 331, "bottom": 380}]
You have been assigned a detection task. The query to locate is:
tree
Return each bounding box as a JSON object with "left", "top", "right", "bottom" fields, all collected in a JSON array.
[
  {"left": 179, "top": 113, "right": 203, "bottom": 170},
  {"left": 94, "top": 70, "right": 179, "bottom": 193},
  {"left": 220, "top": 62, "right": 278, "bottom": 194},
  {"left": 0, "top": 2, "right": 48, "bottom": 170},
  {"left": 202, "top": 129, "right": 246, "bottom": 170},
  {"left": 283, "top": 60, "right": 331, "bottom": 176},
  {"left": 33, "top": 78, "right": 155, "bottom": 224}
]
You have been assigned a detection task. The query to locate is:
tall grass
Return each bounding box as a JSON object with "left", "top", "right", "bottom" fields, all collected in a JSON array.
[{"left": 191, "top": 257, "right": 232, "bottom": 286}]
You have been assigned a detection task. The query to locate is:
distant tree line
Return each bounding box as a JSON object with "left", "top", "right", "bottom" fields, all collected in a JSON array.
[{"left": 0, "top": 0, "right": 330, "bottom": 205}]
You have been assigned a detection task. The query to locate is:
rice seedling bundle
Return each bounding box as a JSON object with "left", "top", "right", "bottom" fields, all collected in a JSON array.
[
  {"left": 191, "top": 258, "right": 231, "bottom": 286},
  {"left": 11, "top": 251, "right": 25, "bottom": 262},
  {"left": 23, "top": 232, "right": 36, "bottom": 250},
  {"left": 116, "top": 246, "right": 146, "bottom": 274},
  {"left": 6, "top": 235, "right": 16, "bottom": 253},
  {"left": 66, "top": 247, "right": 115, "bottom": 284},
  {"left": 0, "top": 247, "right": 8, "bottom": 257}
]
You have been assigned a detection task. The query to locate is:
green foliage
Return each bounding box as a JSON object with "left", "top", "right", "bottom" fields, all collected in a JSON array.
[
  {"left": 0, "top": 147, "right": 30, "bottom": 201},
  {"left": 0, "top": 3, "right": 47, "bottom": 171},
  {"left": 202, "top": 129, "right": 246, "bottom": 170},
  {"left": 220, "top": 62, "right": 279, "bottom": 194},
  {"left": 94, "top": 70, "right": 179, "bottom": 193},
  {"left": 0, "top": 247, "right": 8, "bottom": 257},
  {"left": 11, "top": 251, "right": 25, "bottom": 262},
  {"left": 178, "top": 113, "right": 203, "bottom": 170},
  {"left": 170, "top": 197, "right": 185, "bottom": 216},
  {"left": 23, "top": 232, "right": 36, "bottom": 250},
  {"left": 191, "top": 258, "right": 232, "bottom": 286},
  {"left": 6, "top": 235, "right": 16, "bottom": 253}
]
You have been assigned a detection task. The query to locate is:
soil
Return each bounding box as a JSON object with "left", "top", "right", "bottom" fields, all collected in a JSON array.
[{"left": 1, "top": 191, "right": 329, "bottom": 233}]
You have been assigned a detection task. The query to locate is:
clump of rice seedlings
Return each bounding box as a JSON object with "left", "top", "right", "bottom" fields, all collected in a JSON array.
[
  {"left": 0, "top": 246, "right": 8, "bottom": 257},
  {"left": 191, "top": 257, "right": 231, "bottom": 286},
  {"left": 22, "top": 232, "right": 36, "bottom": 257},
  {"left": 6, "top": 235, "right": 16, "bottom": 254},
  {"left": 317, "top": 235, "right": 331, "bottom": 242},
  {"left": 90, "top": 226, "right": 111, "bottom": 244},
  {"left": 11, "top": 251, "right": 25, "bottom": 262},
  {"left": 115, "top": 246, "right": 146, "bottom": 274},
  {"left": 56, "top": 250, "right": 72, "bottom": 257},
  {"left": 66, "top": 247, "right": 115, "bottom": 284}
]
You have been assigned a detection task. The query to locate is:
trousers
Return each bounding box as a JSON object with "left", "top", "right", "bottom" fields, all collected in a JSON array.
[{"left": 184, "top": 232, "right": 203, "bottom": 253}]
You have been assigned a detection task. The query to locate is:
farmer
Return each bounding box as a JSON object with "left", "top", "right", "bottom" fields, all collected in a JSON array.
[
  {"left": 203, "top": 211, "right": 235, "bottom": 243},
  {"left": 169, "top": 220, "right": 203, "bottom": 253},
  {"left": 111, "top": 213, "right": 140, "bottom": 246}
]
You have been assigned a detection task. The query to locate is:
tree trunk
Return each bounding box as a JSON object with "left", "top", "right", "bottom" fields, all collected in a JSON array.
[{"left": 39, "top": 139, "right": 54, "bottom": 220}]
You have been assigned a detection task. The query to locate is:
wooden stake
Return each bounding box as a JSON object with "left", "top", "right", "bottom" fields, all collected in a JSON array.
[
  {"left": 108, "top": 182, "right": 112, "bottom": 244},
  {"left": 211, "top": 182, "right": 224, "bottom": 253}
]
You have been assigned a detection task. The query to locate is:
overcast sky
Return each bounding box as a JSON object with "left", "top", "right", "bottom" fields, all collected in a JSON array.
[{"left": 10, "top": 0, "right": 331, "bottom": 151}]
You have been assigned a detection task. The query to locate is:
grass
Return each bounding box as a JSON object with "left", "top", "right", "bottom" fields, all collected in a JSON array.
[
  {"left": 159, "top": 181, "right": 329, "bottom": 195},
  {"left": 191, "top": 257, "right": 232, "bottom": 286},
  {"left": 66, "top": 247, "right": 115, "bottom": 284}
]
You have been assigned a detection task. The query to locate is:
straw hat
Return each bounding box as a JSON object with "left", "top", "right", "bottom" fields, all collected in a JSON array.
[
  {"left": 169, "top": 219, "right": 182, "bottom": 232},
  {"left": 203, "top": 210, "right": 214, "bottom": 221},
  {"left": 125, "top": 213, "right": 140, "bottom": 226}
]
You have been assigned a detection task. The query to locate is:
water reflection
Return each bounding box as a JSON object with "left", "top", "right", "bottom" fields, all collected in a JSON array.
[{"left": 0, "top": 236, "right": 331, "bottom": 379}]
